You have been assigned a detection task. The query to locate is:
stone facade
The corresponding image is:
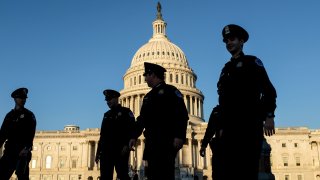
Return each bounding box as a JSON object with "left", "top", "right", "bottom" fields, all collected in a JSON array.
[{"left": 3, "top": 126, "right": 320, "bottom": 180}]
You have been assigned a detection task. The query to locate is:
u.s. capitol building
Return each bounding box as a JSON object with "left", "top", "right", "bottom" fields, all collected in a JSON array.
[{"left": 4, "top": 3, "right": 320, "bottom": 180}]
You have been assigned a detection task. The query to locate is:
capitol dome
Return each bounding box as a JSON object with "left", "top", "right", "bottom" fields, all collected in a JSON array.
[{"left": 120, "top": 3, "right": 204, "bottom": 125}]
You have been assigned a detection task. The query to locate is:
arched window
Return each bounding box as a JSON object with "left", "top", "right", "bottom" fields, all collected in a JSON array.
[{"left": 46, "top": 156, "right": 52, "bottom": 169}]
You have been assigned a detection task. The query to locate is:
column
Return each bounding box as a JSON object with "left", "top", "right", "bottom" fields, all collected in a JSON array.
[
  {"left": 130, "top": 96, "right": 134, "bottom": 111},
  {"left": 56, "top": 142, "right": 60, "bottom": 170},
  {"left": 68, "top": 142, "right": 72, "bottom": 169},
  {"left": 195, "top": 97, "right": 198, "bottom": 117},
  {"left": 190, "top": 96, "right": 194, "bottom": 116},
  {"left": 82, "top": 141, "right": 88, "bottom": 169},
  {"left": 39, "top": 142, "right": 43, "bottom": 171},
  {"left": 192, "top": 140, "right": 196, "bottom": 168},
  {"left": 201, "top": 100, "right": 204, "bottom": 119},
  {"left": 87, "top": 141, "right": 92, "bottom": 169},
  {"left": 188, "top": 138, "right": 192, "bottom": 167},
  {"left": 197, "top": 140, "right": 203, "bottom": 169},
  {"left": 94, "top": 141, "right": 99, "bottom": 170}
]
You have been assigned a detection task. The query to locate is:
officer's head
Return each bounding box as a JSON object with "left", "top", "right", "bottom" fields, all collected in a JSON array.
[
  {"left": 222, "top": 24, "right": 249, "bottom": 43},
  {"left": 11, "top": 87, "right": 28, "bottom": 107},
  {"left": 143, "top": 62, "right": 166, "bottom": 87},
  {"left": 103, "top": 89, "right": 120, "bottom": 109}
]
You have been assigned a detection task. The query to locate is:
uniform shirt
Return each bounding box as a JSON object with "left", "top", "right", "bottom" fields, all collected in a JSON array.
[
  {"left": 217, "top": 52, "right": 277, "bottom": 125},
  {"left": 0, "top": 108, "right": 37, "bottom": 151},
  {"left": 134, "top": 82, "right": 189, "bottom": 146},
  {"left": 97, "top": 105, "right": 135, "bottom": 153}
]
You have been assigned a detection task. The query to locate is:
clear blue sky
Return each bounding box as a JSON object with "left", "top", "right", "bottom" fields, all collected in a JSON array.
[{"left": 1, "top": 1, "right": 319, "bottom": 131}]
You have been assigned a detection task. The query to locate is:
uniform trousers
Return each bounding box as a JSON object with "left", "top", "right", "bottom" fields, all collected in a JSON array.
[
  {"left": 212, "top": 116, "right": 263, "bottom": 180},
  {"left": 99, "top": 149, "right": 130, "bottom": 180},
  {"left": 145, "top": 144, "right": 177, "bottom": 180},
  {"left": 0, "top": 148, "right": 31, "bottom": 180}
]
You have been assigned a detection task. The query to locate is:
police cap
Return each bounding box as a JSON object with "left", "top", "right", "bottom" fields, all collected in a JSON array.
[
  {"left": 11, "top": 87, "right": 28, "bottom": 99},
  {"left": 143, "top": 62, "right": 166, "bottom": 77},
  {"left": 222, "top": 24, "right": 249, "bottom": 43},
  {"left": 103, "top": 89, "right": 120, "bottom": 101}
]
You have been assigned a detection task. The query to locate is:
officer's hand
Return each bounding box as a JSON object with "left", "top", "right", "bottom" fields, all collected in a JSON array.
[
  {"left": 19, "top": 147, "right": 29, "bottom": 157},
  {"left": 95, "top": 154, "right": 100, "bottom": 164},
  {"left": 129, "top": 139, "right": 136, "bottom": 151},
  {"left": 264, "top": 117, "right": 275, "bottom": 136},
  {"left": 199, "top": 147, "right": 206, "bottom": 157},
  {"left": 173, "top": 138, "right": 183, "bottom": 150},
  {"left": 121, "top": 146, "right": 130, "bottom": 155}
]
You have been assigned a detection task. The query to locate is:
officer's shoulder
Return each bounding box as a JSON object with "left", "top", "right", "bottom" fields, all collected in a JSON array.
[
  {"left": 165, "top": 84, "right": 183, "bottom": 98},
  {"left": 121, "top": 106, "right": 131, "bottom": 113},
  {"left": 24, "top": 108, "right": 35, "bottom": 116},
  {"left": 244, "top": 55, "right": 264, "bottom": 67}
]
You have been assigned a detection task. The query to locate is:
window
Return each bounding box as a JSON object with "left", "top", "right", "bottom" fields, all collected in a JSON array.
[
  {"left": 175, "top": 74, "right": 178, "bottom": 83},
  {"left": 296, "top": 157, "right": 301, "bottom": 166},
  {"left": 72, "top": 160, "right": 77, "bottom": 168},
  {"left": 181, "top": 75, "right": 184, "bottom": 84},
  {"left": 285, "top": 175, "right": 290, "bottom": 180},
  {"left": 294, "top": 143, "right": 298, "bottom": 148},
  {"left": 169, "top": 74, "right": 173, "bottom": 82},
  {"left": 31, "top": 159, "right": 36, "bottom": 168},
  {"left": 60, "top": 146, "right": 66, "bottom": 151},
  {"left": 297, "top": 175, "right": 303, "bottom": 180},
  {"left": 282, "top": 143, "right": 286, "bottom": 147},
  {"left": 283, "top": 157, "right": 288, "bottom": 166},
  {"left": 46, "top": 156, "right": 52, "bottom": 169}
]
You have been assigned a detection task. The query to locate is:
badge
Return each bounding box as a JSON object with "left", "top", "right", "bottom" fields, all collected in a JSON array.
[
  {"left": 20, "top": 114, "right": 25, "bottom": 118},
  {"left": 175, "top": 90, "right": 183, "bottom": 98},
  {"left": 224, "top": 26, "right": 230, "bottom": 34},
  {"left": 255, "top": 58, "right": 264, "bottom": 67},
  {"left": 236, "top": 62, "right": 243, "bottom": 68},
  {"left": 118, "top": 112, "right": 122, "bottom": 116},
  {"left": 158, "top": 89, "right": 164, "bottom": 95}
]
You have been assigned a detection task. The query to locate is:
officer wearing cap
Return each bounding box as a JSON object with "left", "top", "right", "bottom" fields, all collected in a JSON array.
[
  {"left": 203, "top": 24, "right": 277, "bottom": 180},
  {"left": 129, "top": 62, "right": 189, "bottom": 180},
  {"left": 0, "top": 87, "right": 37, "bottom": 179},
  {"left": 95, "top": 89, "right": 135, "bottom": 180}
]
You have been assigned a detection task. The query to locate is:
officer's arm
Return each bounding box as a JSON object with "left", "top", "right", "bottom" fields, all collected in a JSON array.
[
  {"left": 25, "top": 113, "right": 37, "bottom": 151},
  {"left": 126, "top": 109, "right": 136, "bottom": 143},
  {"left": 172, "top": 89, "right": 189, "bottom": 142},
  {"left": 258, "top": 63, "right": 277, "bottom": 119},
  {"left": 133, "top": 115, "right": 145, "bottom": 139},
  {"left": 0, "top": 114, "right": 11, "bottom": 148},
  {"left": 201, "top": 105, "right": 220, "bottom": 149},
  {"left": 96, "top": 114, "right": 107, "bottom": 157}
]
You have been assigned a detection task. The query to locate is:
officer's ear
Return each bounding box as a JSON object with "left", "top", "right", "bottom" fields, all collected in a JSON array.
[{"left": 239, "top": 38, "right": 245, "bottom": 44}]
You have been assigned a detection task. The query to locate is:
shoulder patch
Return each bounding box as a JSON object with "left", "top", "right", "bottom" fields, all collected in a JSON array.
[
  {"left": 128, "top": 111, "right": 135, "bottom": 118},
  {"left": 255, "top": 58, "right": 264, "bottom": 67},
  {"left": 175, "top": 90, "right": 183, "bottom": 98}
]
